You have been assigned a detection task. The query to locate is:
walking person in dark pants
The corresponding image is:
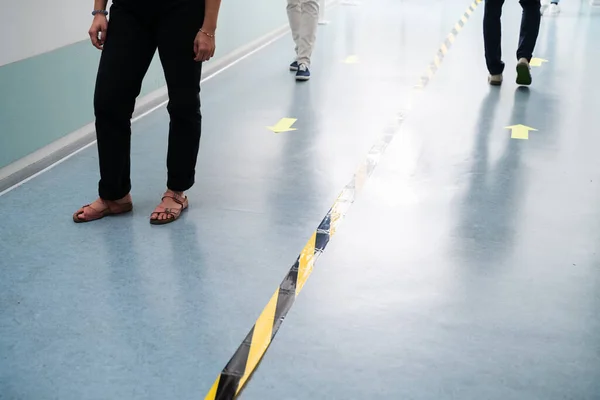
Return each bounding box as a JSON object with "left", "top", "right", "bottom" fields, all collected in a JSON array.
[
  {"left": 73, "top": 0, "right": 221, "bottom": 225},
  {"left": 483, "top": 0, "right": 541, "bottom": 86}
]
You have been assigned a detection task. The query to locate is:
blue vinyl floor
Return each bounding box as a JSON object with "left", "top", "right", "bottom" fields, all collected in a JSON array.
[{"left": 1, "top": 0, "right": 600, "bottom": 399}]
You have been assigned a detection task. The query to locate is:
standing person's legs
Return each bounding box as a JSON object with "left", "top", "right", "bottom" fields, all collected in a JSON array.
[
  {"left": 515, "top": 0, "right": 541, "bottom": 85},
  {"left": 150, "top": 0, "right": 205, "bottom": 224},
  {"left": 287, "top": 0, "right": 302, "bottom": 70},
  {"left": 95, "top": 4, "right": 157, "bottom": 200},
  {"left": 483, "top": 0, "right": 506, "bottom": 83},
  {"left": 74, "top": 1, "right": 157, "bottom": 222}
]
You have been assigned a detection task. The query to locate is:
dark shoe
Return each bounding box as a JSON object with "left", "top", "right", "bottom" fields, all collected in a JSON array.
[{"left": 516, "top": 58, "right": 532, "bottom": 86}]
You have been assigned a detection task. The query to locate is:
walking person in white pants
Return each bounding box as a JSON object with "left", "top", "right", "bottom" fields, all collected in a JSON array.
[{"left": 287, "top": 0, "right": 320, "bottom": 81}]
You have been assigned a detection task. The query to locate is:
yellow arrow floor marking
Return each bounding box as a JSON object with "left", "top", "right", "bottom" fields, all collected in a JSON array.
[
  {"left": 267, "top": 118, "right": 297, "bottom": 133},
  {"left": 530, "top": 58, "right": 548, "bottom": 67},
  {"left": 505, "top": 124, "right": 538, "bottom": 140},
  {"left": 343, "top": 55, "right": 359, "bottom": 64}
]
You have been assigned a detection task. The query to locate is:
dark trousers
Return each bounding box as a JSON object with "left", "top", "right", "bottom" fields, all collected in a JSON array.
[
  {"left": 94, "top": 0, "right": 205, "bottom": 200},
  {"left": 483, "top": 0, "right": 541, "bottom": 75}
]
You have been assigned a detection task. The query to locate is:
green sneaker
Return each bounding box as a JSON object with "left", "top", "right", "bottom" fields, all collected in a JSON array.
[{"left": 516, "top": 58, "right": 532, "bottom": 86}]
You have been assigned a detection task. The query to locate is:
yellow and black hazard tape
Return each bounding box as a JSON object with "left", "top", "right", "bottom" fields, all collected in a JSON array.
[
  {"left": 204, "top": 1, "right": 482, "bottom": 398},
  {"left": 418, "top": 0, "right": 482, "bottom": 88}
]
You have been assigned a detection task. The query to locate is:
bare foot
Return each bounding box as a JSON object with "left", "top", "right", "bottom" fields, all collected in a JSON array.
[
  {"left": 150, "top": 190, "right": 188, "bottom": 225},
  {"left": 73, "top": 194, "right": 133, "bottom": 223}
]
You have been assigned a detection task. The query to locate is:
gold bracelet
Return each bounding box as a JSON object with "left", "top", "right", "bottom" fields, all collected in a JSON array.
[{"left": 199, "top": 29, "right": 215, "bottom": 38}]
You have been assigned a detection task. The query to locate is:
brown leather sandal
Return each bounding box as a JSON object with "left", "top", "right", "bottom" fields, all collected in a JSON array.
[
  {"left": 149, "top": 191, "right": 188, "bottom": 225},
  {"left": 73, "top": 199, "right": 133, "bottom": 223}
]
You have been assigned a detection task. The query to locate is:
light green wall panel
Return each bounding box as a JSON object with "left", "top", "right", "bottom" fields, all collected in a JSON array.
[
  {"left": 0, "top": 43, "right": 163, "bottom": 168},
  {"left": 0, "top": 1, "right": 288, "bottom": 169}
]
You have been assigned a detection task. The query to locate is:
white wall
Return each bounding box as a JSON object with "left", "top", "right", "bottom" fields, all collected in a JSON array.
[{"left": 0, "top": 0, "right": 113, "bottom": 67}]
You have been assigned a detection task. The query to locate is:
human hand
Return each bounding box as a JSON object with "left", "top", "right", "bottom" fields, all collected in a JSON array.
[
  {"left": 194, "top": 30, "right": 216, "bottom": 62},
  {"left": 88, "top": 14, "right": 108, "bottom": 50}
]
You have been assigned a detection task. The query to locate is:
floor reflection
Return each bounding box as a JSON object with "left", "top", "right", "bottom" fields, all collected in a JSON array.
[
  {"left": 267, "top": 74, "right": 322, "bottom": 238},
  {"left": 453, "top": 87, "right": 529, "bottom": 269}
]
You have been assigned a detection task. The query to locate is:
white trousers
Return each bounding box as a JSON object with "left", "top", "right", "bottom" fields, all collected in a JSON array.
[{"left": 287, "top": 0, "right": 320, "bottom": 67}]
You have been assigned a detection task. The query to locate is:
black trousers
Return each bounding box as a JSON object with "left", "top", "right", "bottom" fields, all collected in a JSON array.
[
  {"left": 94, "top": 0, "right": 205, "bottom": 200},
  {"left": 483, "top": 0, "right": 541, "bottom": 75}
]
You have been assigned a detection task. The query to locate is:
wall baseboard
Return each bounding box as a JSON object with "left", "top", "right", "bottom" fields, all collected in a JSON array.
[{"left": 0, "top": 0, "right": 338, "bottom": 194}]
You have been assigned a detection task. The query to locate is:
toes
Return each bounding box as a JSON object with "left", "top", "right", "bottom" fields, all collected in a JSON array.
[
  {"left": 73, "top": 207, "right": 93, "bottom": 222},
  {"left": 160, "top": 213, "right": 171, "bottom": 221},
  {"left": 150, "top": 212, "right": 170, "bottom": 221},
  {"left": 76, "top": 208, "right": 89, "bottom": 221}
]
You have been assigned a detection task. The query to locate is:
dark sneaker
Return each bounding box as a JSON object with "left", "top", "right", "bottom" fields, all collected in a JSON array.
[
  {"left": 295, "top": 63, "right": 311, "bottom": 81},
  {"left": 289, "top": 61, "right": 299, "bottom": 71},
  {"left": 516, "top": 58, "right": 532, "bottom": 86}
]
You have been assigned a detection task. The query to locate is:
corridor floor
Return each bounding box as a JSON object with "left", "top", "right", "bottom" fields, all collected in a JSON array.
[{"left": 1, "top": 0, "right": 599, "bottom": 399}]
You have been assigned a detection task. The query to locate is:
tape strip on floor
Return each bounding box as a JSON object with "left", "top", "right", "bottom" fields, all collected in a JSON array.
[{"left": 204, "top": 1, "right": 482, "bottom": 398}]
